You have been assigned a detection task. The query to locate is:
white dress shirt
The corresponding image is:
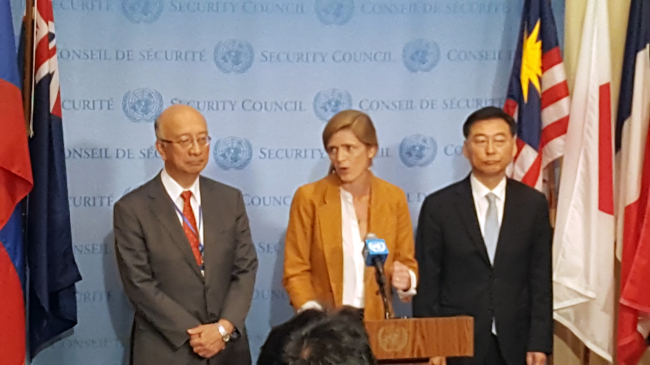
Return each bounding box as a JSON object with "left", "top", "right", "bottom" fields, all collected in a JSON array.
[
  {"left": 340, "top": 188, "right": 369, "bottom": 308},
  {"left": 160, "top": 168, "right": 204, "bottom": 245},
  {"left": 470, "top": 174, "right": 506, "bottom": 238}
]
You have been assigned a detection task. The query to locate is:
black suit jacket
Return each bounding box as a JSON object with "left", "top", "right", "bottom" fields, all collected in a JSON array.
[
  {"left": 412, "top": 177, "right": 552, "bottom": 365},
  {"left": 114, "top": 174, "right": 258, "bottom": 365}
]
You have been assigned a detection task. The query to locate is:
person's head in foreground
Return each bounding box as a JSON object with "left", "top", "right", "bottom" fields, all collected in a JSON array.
[{"left": 283, "top": 307, "right": 377, "bottom": 365}]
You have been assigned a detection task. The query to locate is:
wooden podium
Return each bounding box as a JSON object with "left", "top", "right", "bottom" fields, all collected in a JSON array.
[{"left": 365, "top": 316, "right": 474, "bottom": 364}]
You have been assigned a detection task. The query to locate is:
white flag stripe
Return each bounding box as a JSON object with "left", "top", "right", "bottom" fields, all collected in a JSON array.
[
  {"left": 622, "top": 51, "right": 650, "bottom": 207},
  {"left": 512, "top": 144, "right": 538, "bottom": 179},
  {"left": 616, "top": 47, "right": 650, "bottom": 261},
  {"left": 542, "top": 63, "right": 569, "bottom": 92},
  {"left": 543, "top": 136, "right": 565, "bottom": 163},
  {"left": 541, "top": 97, "right": 570, "bottom": 127}
]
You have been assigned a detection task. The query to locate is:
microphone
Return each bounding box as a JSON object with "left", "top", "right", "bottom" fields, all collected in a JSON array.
[
  {"left": 364, "top": 232, "right": 388, "bottom": 268},
  {"left": 363, "top": 233, "right": 391, "bottom": 319}
]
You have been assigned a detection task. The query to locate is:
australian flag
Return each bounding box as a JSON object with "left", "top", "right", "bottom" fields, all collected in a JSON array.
[
  {"left": 504, "top": 0, "right": 570, "bottom": 192},
  {"left": 21, "top": 0, "right": 82, "bottom": 356}
]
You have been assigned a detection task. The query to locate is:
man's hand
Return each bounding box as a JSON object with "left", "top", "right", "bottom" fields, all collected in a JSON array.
[
  {"left": 391, "top": 261, "right": 412, "bottom": 291},
  {"left": 187, "top": 319, "right": 234, "bottom": 359},
  {"left": 429, "top": 356, "right": 447, "bottom": 365},
  {"left": 526, "top": 351, "right": 547, "bottom": 365}
]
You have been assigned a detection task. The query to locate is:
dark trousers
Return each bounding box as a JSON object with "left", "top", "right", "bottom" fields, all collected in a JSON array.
[
  {"left": 448, "top": 334, "right": 510, "bottom": 365},
  {"left": 484, "top": 334, "right": 507, "bottom": 365}
]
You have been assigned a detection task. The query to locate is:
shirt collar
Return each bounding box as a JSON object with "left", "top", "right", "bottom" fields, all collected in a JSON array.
[
  {"left": 160, "top": 168, "right": 201, "bottom": 204},
  {"left": 339, "top": 187, "right": 353, "bottom": 202},
  {"left": 470, "top": 173, "right": 506, "bottom": 201}
]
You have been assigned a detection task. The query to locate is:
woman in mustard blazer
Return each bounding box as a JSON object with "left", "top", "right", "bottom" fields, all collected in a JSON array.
[{"left": 283, "top": 109, "right": 418, "bottom": 321}]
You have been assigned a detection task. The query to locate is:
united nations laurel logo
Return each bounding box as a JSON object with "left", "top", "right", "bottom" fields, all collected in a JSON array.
[
  {"left": 213, "top": 137, "right": 253, "bottom": 170},
  {"left": 315, "top": 0, "right": 354, "bottom": 25},
  {"left": 402, "top": 39, "right": 440, "bottom": 73},
  {"left": 122, "top": 88, "right": 164, "bottom": 123},
  {"left": 313, "top": 89, "right": 352, "bottom": 122},
  {"left": 214, "top": 40, "right": 254, "bottom": 74},
  {"left": 121, "top": 0, "right": 163, "bottom": 24},
  {"left": 378, "top": 325, "right": 409, "bottom": 352},
  {"left": 399, "top": 134, "right": 437, "bottom": 167}
]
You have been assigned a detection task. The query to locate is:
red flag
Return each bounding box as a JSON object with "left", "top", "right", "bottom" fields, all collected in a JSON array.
[{"left": 0, "top": 0, "right": 33, "bottom": 363}]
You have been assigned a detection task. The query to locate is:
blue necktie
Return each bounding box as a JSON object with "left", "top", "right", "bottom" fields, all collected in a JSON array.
[
  {"left": 484, "top": 192, "right": 499, "bottom": 335},
  {"left": 484, "top": 193, "right": 499, "bottom": 265}
]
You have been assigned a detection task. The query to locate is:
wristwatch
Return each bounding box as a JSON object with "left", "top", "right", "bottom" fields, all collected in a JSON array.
[{"left": 217, "top": 324, "right": 231, "bottom": 342}]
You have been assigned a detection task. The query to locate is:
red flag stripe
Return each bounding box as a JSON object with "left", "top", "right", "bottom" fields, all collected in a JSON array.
[
  {"left": 598, "top": 83, "right": 614, "bottom": 215},
  {"left": 520, "top": 153, "right": 542, "bottom": 187},
  {"left": 514, "top": 137, "right": 526, "bottom": 160},
  {"left": 542, "top": 47, "right": 563, "bottom": 73},
  {"left": 504, "top": 99, "right": 518, "bottom": 117},
  {"left": 540, "top": 116, "right": 570, "bottom": 148},
  {"left": 33, "top": 36, "right": 50, "bottom": 78},
  {"left": 541, "top": 82, "right": 570, "bottom": 109}
]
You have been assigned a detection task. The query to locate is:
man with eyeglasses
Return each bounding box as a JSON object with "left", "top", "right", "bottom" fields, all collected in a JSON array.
[{"left": 114, "top": 104, "right": 258, "bottom": 365}]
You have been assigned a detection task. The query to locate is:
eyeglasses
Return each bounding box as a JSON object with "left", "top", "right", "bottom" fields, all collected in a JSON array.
[{"left": 159, "top": 136, "right": 212, "bottom": 149}]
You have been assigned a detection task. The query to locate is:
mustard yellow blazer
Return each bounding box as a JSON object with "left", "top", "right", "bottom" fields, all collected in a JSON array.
[{"left": 282, "top": 173, "right": 418, "bottom": 320}]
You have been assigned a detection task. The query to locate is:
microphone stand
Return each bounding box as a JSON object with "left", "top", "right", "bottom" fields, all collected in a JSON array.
[{"left": 373, "top": 260, "right": 391, "bottom": 320}]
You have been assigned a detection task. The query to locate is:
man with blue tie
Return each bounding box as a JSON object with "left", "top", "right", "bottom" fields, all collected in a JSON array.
[{"left": 413, "top": 107, "right": 553, "bottom": 365}]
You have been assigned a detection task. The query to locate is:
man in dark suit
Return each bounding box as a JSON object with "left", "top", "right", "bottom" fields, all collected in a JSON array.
[
  {"left": 114, "top": 104, "right": 258, "bottom": 365},
  {"left": 413, "top": 107, "right": 552, "bottom": 365}
]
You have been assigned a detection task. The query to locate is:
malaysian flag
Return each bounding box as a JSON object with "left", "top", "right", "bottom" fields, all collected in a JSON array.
[
  {"left": 504, "top": 0, "right": 570, "bottom": 192},
  {"left": 21, "top": 0, "right": 82, "bottom": 356}
]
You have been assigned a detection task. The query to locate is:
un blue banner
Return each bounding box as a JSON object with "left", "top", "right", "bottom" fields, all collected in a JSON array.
[{"left": 4, "top": 0, "right": 567, "bottom": 363}]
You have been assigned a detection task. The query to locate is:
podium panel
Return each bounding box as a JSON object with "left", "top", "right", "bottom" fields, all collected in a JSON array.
[{"left": 365, "top": 316, "right": 474, "bottom": 364}]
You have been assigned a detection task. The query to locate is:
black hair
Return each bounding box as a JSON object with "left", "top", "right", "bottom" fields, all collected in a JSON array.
[
  {"left": 462, "top": 106, "right": 517, "bottom": 138},
  {"left": 275, "top": 308, "right": 377, "bottom": 365}
]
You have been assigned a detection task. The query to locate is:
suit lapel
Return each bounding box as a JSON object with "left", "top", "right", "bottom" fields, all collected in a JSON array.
[
  {"left": 368, "top": 175, "right": 390, "bottom": 240},
  {"left": 148, "top": 176, "right": 203, "bottom": 280},
  {"left": 200, "top": 177, "right": 229, "bottom": 282},
  {"left": 367, "top": 175, "right": 391, "bottom": 296},
  {"left": 454, "top": 177, "right": 491, "bottom": 266},
  {"left": 318, "top": 175, "right": 344, "bottom": 304}
]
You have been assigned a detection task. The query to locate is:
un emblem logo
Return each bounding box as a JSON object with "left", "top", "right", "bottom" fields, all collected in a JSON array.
[
  {"left": 402, "top": 39, "right": 440, "bottom": 73},
  {"left": 213, "top": 137, "right": 253, "bottom": 170},
  {"left": 368, "top": 241, "right": 387, "bottom": 252},
  {"left": 121, "top": 0, "right": 163, "bottom": 24},
  {"left": 122, "top": 88, "right": 163, "bottom": 123},
  {"left": 214, "top": 40, "right": 254, "bottom": 74},
  {"left": 313, "top": 89, "right": 352, "bottom": 122},
  {"left": 315, "top": 0, "right": 354, "bottom": 25},
  {"left": 399, "top": 134, "right": 437, "bottom": 167}
]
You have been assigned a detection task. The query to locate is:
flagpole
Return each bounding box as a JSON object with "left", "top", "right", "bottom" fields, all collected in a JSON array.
[
  {"left": 547, "top": 162, "right": 558, "bottom": 228},
  {"left": 20, "top": 0, "right": 35, "bottom": 361},
  {"left": 21, "top": 0, "right": 34, "bottom": 133}
]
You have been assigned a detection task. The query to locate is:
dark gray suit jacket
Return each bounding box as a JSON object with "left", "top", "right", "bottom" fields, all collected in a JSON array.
[
  {"left": 413, "top": 177, "right": 553, "bottom": 365},
  {"left": 114, "top": 174, "right": 258, "bottom": 365}
]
